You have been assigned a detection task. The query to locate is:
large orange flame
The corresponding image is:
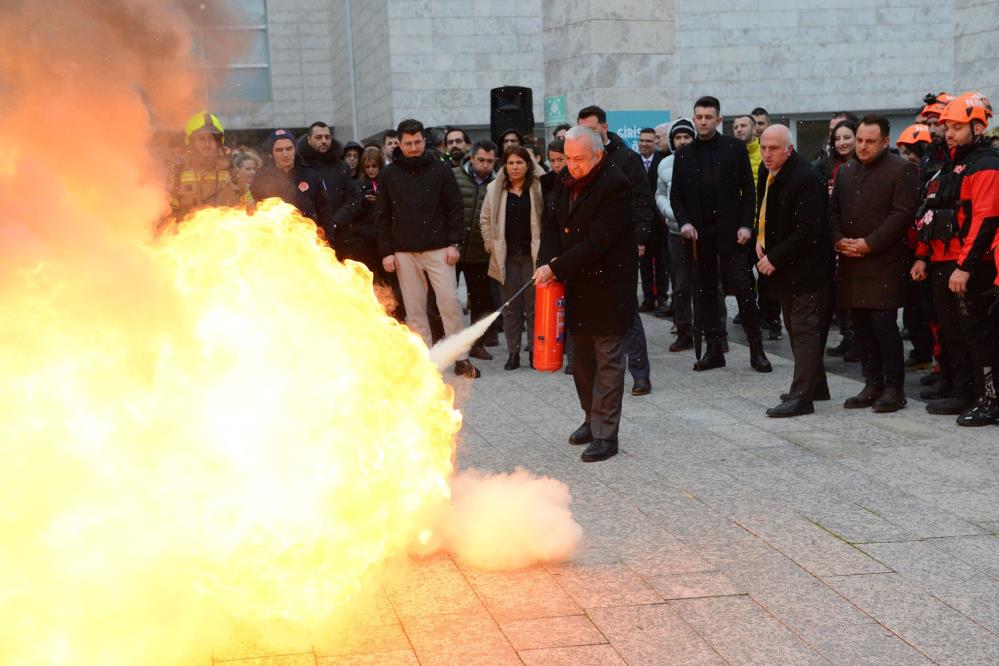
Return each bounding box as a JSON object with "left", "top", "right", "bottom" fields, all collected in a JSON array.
[{"left": 0, "top": 200, "right": 463, "bottom": 663}]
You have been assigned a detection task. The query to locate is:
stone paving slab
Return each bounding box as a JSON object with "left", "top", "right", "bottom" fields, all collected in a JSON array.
[{"left": 219, "top": 308, "right": 998, "bottom": 664}]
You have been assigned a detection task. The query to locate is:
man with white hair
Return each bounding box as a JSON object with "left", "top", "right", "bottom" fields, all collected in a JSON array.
[
  {"left": 755, "top": 124, "right": 833, "bottom": 417},
  {"left": 534, "top": 125, "right": 635, "bottom": 463}
]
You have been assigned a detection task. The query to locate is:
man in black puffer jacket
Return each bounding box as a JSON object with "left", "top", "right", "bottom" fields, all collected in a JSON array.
[
  {"left": 296, "top": 122, "right": 361, "bottom": 249},
  {"left": 375, "top": 118, "right": 479, "bottom": 378}
]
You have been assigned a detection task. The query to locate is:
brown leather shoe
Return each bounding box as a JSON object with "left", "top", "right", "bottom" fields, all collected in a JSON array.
[
  {"left": 453, "top": 359, "right": 481, "bottom": 378},
  {"left": 844, "top": 384, "right": 882, "bottom": 409},
  {"left": 872, "top": 387, "right": 907, "bottom": 413},
  {"left": 469, "top": 343, "right": 492, "bottom": 360}
]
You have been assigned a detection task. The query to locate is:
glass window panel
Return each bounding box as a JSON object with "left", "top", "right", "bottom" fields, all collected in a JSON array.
[
  {"left": 230, "top": 0, "right": 266, "bottom": 25},
  {"left": 204, "top": 28, "right": 268, "bottom": 65},
  {"left": 217, "top": 67, "right": 271, "bottom": 103}
]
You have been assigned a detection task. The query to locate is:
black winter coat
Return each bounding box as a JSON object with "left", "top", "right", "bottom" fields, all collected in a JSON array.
[
  {"left": 829, "top": 149, "right": 920, "bottom": 309},
  {"left": 756, "top": 151, "right": 833, "bottom": 297},
  {"left": 669, "top": 132, "right": 756, "bottom": 255},
  {"left": 337, "top": 176, "right": 380, "bottom": 267},
  {"left": 295, "top": 136, "right": 361, "bottom": 233},
  {"left": 605, "top": 131, "right": 654, "bottom": 246},
  {"left": 251, "top": 163, "right": 333, "bottom": 235},
  {"left": 539, "top": 156, "right": 637, "bottom": 336},
  {"left": 453, "top": 162, "right": 494, "bottom": 263},
  {"left": 374, "top": 150, "right": 464, "bottom": 258}
]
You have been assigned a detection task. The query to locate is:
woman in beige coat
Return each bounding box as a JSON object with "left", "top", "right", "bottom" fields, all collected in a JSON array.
[{"left": 480, "top": 145, "right": 545, "bottom": 370}]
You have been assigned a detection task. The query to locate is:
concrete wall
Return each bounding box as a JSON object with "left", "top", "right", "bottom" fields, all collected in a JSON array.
[
  {"left": 213, "top": 0, "right": 999, "bottom": 135},
  {"left": 542, "top": 2, "right": 677, "bottom": 123},
  {"left": 670, "top": 0, "right": 952, "bottom": 119},
  {"left": 218, "top": 0, "right": 339, "bottom": 130},
  {"left": 382, "top": 0, "right": 545, "bottom": 136},
  {"left": 952, "top": 0, "right": 999, "bottom": 126}
]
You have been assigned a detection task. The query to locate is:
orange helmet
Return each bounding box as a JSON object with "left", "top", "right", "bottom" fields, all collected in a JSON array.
[
  {"left": 897, "top": 124, "right": 932, "bottom": 146},
  {"left": 921, "top": 92, "right": 956, "bottom": 118},
  {"left": 939, "top": 91, "right": 994, "bottom": 126}
]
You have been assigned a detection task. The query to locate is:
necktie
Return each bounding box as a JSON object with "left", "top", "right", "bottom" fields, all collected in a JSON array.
[{"left": 758, "top": 172, "right": 776, "bottom": 249}]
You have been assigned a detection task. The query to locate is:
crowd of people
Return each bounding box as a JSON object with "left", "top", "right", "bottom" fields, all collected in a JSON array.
[{"left": 168, "top": 90, "right": 999, "bottom": 461}]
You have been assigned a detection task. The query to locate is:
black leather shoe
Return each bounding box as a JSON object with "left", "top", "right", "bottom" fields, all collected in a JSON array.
[
  {"left": 693, "top": 349, "right": 726, "bottom": 372},
  {"left": 638, "top": 298, "right": 654, "bottom": 312},
  {"left": 720, "top": 339, "right": 730, "bottom": 353},
  {"left": 504, "top": 353, "right": 520, "bottom": 370},
  {"left": 563, "top": 363, "right": 574, "bottom": 375},
  {"left": 568, "top": 422, "right": 593, "bottom": 445},
  {"left": 750, "top": 346, "right": 772, "bottom": 373},
  {"left": 581, "top": 439, "right": 618, "bottom": 462},
  {"left": 733, "top": 312, "right": 743, "bottom": 325},
  {"left": 766, "top": 399, "right": 814, "bottom": 418},
  {"left": 926, "top": 396, "right": 971, "bottom": 415},
  {"left": 920, "top": 382, "right": 953, "bottom": 400},
  {"left": 768, "top": 322, "right": 783, "bottom": 341},
  {"left": 669, "top": 334, "right": 693, "bottom": 352},
  {"left": 872, "top": 387, "right": 907, "bottom": 413},
  {"left": 956, "top": 398, "right": 999, "bottom": 427},
  {"left": 469, "top": 343, "right": 492, "bottom": 360},
  {"left": 781, "top": 386, "right": 830, "bottom": 402},
  {"left": 453, "top": 360, "right": 481, "bottom": 378},
  {"left": 631, "top": 378, "right": 651, "bottom": 396},
  {"left": 654, "top": 301, "right": 672, "bottom": 318},
  {"left": 844, "top": 384, "right": 883, "bottom": 409},
  {"left": 920, "top": 371, "right": 941, "bottom": 386}
]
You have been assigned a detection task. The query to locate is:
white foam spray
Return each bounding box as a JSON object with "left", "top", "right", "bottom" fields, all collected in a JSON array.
[{"left": 428, "top": 310, "right": 503, "bottom": 369}]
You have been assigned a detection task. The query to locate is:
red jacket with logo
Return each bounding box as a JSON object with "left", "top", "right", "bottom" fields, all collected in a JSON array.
[{"left": 915, "top": 141, "right": 999, "bottom": 269}]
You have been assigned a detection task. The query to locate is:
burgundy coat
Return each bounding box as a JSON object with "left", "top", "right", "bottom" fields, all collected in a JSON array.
[{"left": 828, "top": 150, "right": 920, "bottom": 309}]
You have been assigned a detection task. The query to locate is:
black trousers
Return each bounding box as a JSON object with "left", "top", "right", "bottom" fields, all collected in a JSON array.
[
  {"left": 757, "top": 273, "right": 782, "bottom": 326},
  {"left": 780, "top": 284, "right": 832, "bottom": 401},
  {"left": 956, "top": 262, "right": 999, "bottom": 400},
  {"left": 930, "top": 262, "right": 975, "bottom": 399},
  {"left": 639, "top": 222, "right": 670, "bottom": 303},
  {"left": 851, "top": 307, "right": 905, "bottom": 389},
  {"left": 571, "top": 333, "right": 626, "bottom": 441},
  {"left": 458, "top": 261, "right": 493, "bottom": 344},
  {"left": 693, "top": 234, "right": 762, "bottom": 345},
  {"left": 903, "top": 279, "right": 934, "bottom": 361}
]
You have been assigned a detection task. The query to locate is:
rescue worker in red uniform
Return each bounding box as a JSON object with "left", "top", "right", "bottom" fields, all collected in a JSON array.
[{"left": 911, "top": 92, "right": 999, "bottom": 426}]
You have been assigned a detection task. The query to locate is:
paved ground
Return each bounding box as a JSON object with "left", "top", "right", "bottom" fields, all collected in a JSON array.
[{"left": 215, "top": 307, "right": 998, "bottom": 665}]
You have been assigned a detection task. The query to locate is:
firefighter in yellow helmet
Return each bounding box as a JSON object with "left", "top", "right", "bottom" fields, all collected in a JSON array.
[{"left": 168, "top": 111, "right": 242, "bottom": 220}]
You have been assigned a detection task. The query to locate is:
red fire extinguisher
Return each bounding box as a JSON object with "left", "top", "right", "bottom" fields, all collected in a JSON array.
[{"left": 533, "top": 280, "right": 566, "bottom": 371}]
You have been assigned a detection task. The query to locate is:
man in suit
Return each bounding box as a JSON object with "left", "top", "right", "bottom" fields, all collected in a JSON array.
[
  {"left": 535, "top": 126, "right": 635, "bottom": 463},
  {"left": 670, "top": 96, "right": 773, "bottom": 373},
  {"left": 637, "top": 127, "right": 670, "bottom": 317},
  {"left": 755, "top": 125, "right": 834, "bottom": 417}
]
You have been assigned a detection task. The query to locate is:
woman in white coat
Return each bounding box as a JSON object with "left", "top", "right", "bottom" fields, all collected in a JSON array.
[{"left": 480, "top": 145, "right": 545, "bottom": 370}]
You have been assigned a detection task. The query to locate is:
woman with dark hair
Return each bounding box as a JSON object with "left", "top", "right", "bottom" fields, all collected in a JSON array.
[
  {"left": 480, "top": 145, "right": 545, "bottom": 369},
  {"left": 342, "top": 141, "right": 364, "bottom": 179},
  {"left": 337, "top": 146, "right": 384, "bottom": 272},
  {"left": 821, "top": 119, "right": 858, "bottom": 359},
  {"left": 821, "top": 119, "right": 858, "bottom": 196}
]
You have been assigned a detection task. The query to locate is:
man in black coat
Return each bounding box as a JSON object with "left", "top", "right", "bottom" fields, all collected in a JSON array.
[
  {"left": 577, "top": 106, "right": 653, "bottom": 396},
  {"left": 374, "top": 118, "right": 479, "bottom": 378},
  {"left": 251, "top": 128, "right": 333, "bottom": 233},
  {"left": 295, "top": 121, "right": 361, "bottom": 250},
  {"left": 670, "top": 96, "right": 772, "bottom": 373},
  {"left": 755, "top": 125, "right": 834, "bottom": 417},
  {"left": 535, "top": 126, "right": 635, "bottom": 463},
  {"left": 638, "top": 126, "right": 670, "bottom": 315}
]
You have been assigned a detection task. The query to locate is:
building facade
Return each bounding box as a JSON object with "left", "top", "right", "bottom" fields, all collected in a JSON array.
[{"left": 211, "top": 0, "right": 999, "bottom": 154}]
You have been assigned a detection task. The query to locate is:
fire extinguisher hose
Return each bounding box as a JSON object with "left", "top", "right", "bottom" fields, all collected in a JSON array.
[{"left": 500, "top": 277, "right": 536, "bottom": 311}]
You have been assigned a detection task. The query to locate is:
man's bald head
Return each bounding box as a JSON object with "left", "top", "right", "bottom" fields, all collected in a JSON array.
[
  {"left": 761, "top": 124, "right": 792, "bottom": 147},
  {"left": 760, "top": 124, "right": 793, "bottom": 172}
]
